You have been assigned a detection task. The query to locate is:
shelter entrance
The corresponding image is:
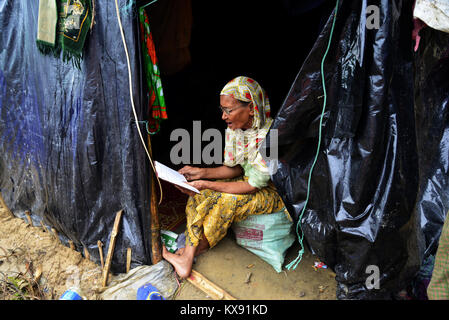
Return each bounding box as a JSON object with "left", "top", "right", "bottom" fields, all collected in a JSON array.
[{"left": 145, "top": 0, "right": 334, "bottom": 167}]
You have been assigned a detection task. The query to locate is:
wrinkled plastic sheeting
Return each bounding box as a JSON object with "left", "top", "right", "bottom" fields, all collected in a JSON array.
[
  {"left": 264, "top": 0, "right": 425, "bottom": 299},
  {"left": 0, "top": 1, "right": 154, "bottom": 273},
  {"left": 413, "top": 27, "right": 449, "bottom": 257},
  {"left": 99, "top": 261, "right": 179, "bottom": 300}
]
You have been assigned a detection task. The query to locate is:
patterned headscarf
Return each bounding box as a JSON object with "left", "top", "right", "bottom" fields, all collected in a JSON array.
[{"left": 221, "top": 76, "right": 273, "bottom": 173}]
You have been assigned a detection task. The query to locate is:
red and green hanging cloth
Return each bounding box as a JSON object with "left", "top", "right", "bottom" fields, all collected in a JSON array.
[{"left": 139, "top": 8, "right": 167, "bottom": 135}]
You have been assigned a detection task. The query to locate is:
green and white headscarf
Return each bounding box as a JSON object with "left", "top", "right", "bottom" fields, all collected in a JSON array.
[{"left": 221, "top": 76, "right": 273, "bottom": 174}]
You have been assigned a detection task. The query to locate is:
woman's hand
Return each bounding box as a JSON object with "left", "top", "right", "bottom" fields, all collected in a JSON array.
[
  {"left": 186, "top": 180, "right": 208, "bottom": 191},
  {"left": 174, "top": 184, "right": 197, "bottom": 197},
  {"left": 178, "top": 166, "right": 205, "bottom": 181},
  {"left": 174, "top": 180, "right": 209, "bottom": 197},
  {"left": 175, "top": 179, "right": 258, "bottom": 196}
]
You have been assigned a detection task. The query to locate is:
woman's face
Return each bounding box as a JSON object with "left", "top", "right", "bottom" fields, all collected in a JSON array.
[{"left": 219, "top": 95, "right": 254, "bottom": 130}]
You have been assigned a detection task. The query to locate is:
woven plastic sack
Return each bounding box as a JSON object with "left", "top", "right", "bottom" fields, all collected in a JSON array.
[{"left": 232, "top": 209, "right": 295, "bottom": 273}]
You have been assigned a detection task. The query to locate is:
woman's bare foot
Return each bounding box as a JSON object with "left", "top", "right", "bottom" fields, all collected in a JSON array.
[{"left": 162, "top": 245, "right": 195, "bottom": 279}]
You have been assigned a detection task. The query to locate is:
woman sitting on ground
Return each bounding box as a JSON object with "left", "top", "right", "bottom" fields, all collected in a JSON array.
[{"left": 162, "top": 76, "right": 286, "bottom": 278}]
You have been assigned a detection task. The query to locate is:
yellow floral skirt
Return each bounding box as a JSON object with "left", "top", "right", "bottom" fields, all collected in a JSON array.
[{"left": 184, "top": 176, "right": 285, "bottom": 248}]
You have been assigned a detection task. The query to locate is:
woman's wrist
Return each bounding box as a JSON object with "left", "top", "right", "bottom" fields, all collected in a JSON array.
[
  {"left": 202, "top": 180, "right": 212, "bottom": 190},
  {"left": 202, "top": 167, "right": 210, "bottom": 179},
  {"left": 207, "top": 180, "right": 256, "bottom": 194}
]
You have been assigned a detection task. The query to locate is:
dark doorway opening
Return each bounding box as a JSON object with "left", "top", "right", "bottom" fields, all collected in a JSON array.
[{"left": 146, "top": 0, "right": 334, "bottom": 167}]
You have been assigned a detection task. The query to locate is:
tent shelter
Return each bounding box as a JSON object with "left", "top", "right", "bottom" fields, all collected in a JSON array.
[
  {"left": 1, "top": 0, "right": 449, "bottom": 299},
  {"left": 0, "top": 0, "right": 332, "bottom": 274}
]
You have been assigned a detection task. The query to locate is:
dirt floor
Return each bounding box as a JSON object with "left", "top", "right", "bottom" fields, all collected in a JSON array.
[
  {"left": 0, "top": 200, "right": 337, "bottom": 300},
  {"left": 175, "top": 236, "right": 337, "bottom": 300},
  {"left": 0, "top": 201, "right": 103, "bottom": 300}
]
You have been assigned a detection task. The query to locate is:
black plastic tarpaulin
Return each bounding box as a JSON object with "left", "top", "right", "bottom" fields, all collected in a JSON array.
[
  {"left": 413, "top": 26, "right": 449, "bottom": 259},
  {"left": 265, "top": 0, "right": 449, "bottom": 299},
  {"left": 0, "top": 0, "right": 154, "bottom": 272}
]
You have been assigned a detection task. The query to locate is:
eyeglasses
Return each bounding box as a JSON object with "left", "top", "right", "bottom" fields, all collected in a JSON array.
[{"left": 218, "top": 102, "right": 251, "bottom": 115}]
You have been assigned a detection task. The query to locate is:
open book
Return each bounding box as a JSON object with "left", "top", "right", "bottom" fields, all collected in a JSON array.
[{"left": 155, "top": 161, "right": 200, "bottom": 194}]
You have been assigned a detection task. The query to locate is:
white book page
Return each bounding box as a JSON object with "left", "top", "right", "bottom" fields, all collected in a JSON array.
[{"left": 155, "top": 161, "right": 200, "bottom": 194}]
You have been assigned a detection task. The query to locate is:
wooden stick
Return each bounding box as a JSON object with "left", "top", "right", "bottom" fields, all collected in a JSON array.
[
  {"left": 187, "top": 269, "right": 237, "bottom": 300},
  {"left": 68, "top": 240, "right": 75, "bottom": 250},
  {"left": 126, "top": 247, "right": 131, "bottom": 273},
  {"left": 33, "top": 265, "right": 43, "bottom": 283},
  {"left": 84, "top": 247, "right": 90, "bottom": 260},
  {"left": 40, "top": 220, "right": 47, "bottom": 231},
  {"left": 0, "top": 193, "right": 14, "bottom": 217},
  {"left": 25, "top": 210, "right": 33, "bottom": 226},
  {"left": 51, "top": 228, "right": 60, "bottom": 244},
  {"left": 102, "top": 210, "right": 123, "bottom": 287},
  {"left": 97, "top": 240, "right": 104, "bottom": 269},
  {"left": 245, "top": 272, "right": 252, "bottom": 284},
  {"left": 147, "top": 135, "right": 162, "bottom": 264}
]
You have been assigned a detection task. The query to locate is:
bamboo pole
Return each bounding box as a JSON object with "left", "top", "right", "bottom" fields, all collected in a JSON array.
[
  {"left": 102, "top": 209, "right": 123, "bottom": 287},
  {"left": 40, "top": 220, "right": 47, "bottom": 231},
  {"left": 84, "top": 246, "right": 90, "bottom": 260},
  {"left": 51, "top": 228, "right": 61, "bottom": 244},
  {"left": 187, "top": 269, "right": 237, "bottom": 300},
  {"left": 97, "top": 240, "right": 104, "bottom": 269},
  {"left": 25, "top": 210, "right": 33, "bottom": 226},
  {"left": 147, "top": 135, "right": 162, "bottom": 264},
  {"left": 126, "top": 247, "right": 132, "bottom": 273}
]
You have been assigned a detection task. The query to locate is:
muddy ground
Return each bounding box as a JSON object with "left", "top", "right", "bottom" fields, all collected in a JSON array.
[
  {"left": 0, "top": 201, "right": 105, "bottom": 300},
  {"left": 0, "top": 201, "right": 337, "bottom": 300}
]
